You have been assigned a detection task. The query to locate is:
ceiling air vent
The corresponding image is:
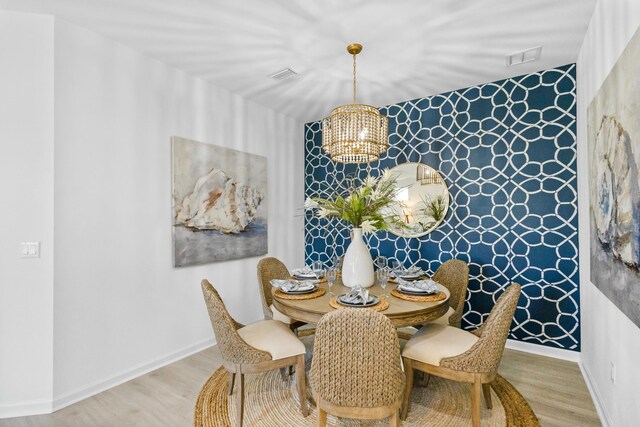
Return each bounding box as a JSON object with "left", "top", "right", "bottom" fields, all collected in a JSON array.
[
  {"left": 269, "top": 68, "right": 298, "bottom": 81},
  {"left": 506, "top": 46, "right": 542, "bottom": 67}
]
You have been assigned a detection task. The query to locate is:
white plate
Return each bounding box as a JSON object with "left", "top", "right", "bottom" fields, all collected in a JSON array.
[
  {"left": 337, "top": 294, "right": 379, "bottom": 307},
  {"left": 281, "top": 285, "right": 317, "bottom": 294},
  {"left": 398, "top": 285, "right": 438, "bottom": 295},
  {"left": 399, "top": 273, "right": 423, "bottom": 280}
]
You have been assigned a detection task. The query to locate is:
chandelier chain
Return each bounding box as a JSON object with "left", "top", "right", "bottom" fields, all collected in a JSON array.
[{"left": 353, "top": 53, "right": 357, "bottom": 104}]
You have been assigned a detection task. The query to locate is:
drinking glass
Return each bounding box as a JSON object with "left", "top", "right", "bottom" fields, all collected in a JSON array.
[
  {"left": 391, "top": 259, "right": 402, "bottom": 277},
  {"left": 312, "top": 260, "right": 324, "bottom": 280},
  {"left": 332, "top": 254, "right": 344, "bottom": 270},
  {"left": 377, "top": 268, "right": 390, "bottom": 298},
  {"left": 326, "top": 268, "right": 337, "bottom": 296},
  {"left": 375, "top": 255, "right": 387, "bottom": 271}
]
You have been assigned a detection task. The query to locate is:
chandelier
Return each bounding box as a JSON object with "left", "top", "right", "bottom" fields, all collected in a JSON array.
[
  {"left": 416, "top": 164, "right": 442, "bottom": 185},
  {"left": 322, "top": 44, "right": 388, "bottom": 163}
]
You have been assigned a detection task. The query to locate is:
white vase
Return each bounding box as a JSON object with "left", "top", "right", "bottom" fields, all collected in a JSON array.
[{"left": 342, "top": 228, "right": 375, "bottom": 288}]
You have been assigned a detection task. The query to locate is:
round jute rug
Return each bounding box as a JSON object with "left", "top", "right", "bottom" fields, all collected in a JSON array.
[{"left": 195, "top": 343, "right": 538, "bottom": 427}]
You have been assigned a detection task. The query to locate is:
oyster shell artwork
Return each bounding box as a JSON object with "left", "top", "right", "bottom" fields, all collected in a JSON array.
[
  {"left": 176, "top": 168, "right": 263, "bottom": 234},
  {"left": 592, "top": 116, "right": 640, "bottom": 269},
  {"left": 587, "top": 24, "right": 640, "bottom": 329}
]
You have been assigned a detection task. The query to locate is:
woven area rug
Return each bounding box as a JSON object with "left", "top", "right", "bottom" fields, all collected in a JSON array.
[{"left": 195, "top": 342, "right": 539, "bottom": 427}]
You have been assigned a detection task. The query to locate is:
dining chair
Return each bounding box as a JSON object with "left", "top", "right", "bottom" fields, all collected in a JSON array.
[
  {"left": 200, "top": 279, "right": 309, "bottom": 427},
  {"left": 396, "top": 260, "right": 468, "bottom": 345},
  {"left": 256, "top": 257, "right": 307, "bottom": 331},
  {"left": 310, "top": 308, "right": 404, "bottom": 426},
  {"left": 400, "top": 283, "right": 521, "bottom": 427},
  {"left": 429, "top": 259, "right": 469, "bottom": 327}
]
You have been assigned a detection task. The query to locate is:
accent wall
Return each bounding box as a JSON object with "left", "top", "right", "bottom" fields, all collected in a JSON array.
[{"left": 304, "top": 64, "right": 579, "bottom": 351}]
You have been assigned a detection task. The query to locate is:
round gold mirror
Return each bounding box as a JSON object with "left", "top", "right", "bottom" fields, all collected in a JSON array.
[{"left": 383, "top": 163, "right": 449, "bottom": 237}]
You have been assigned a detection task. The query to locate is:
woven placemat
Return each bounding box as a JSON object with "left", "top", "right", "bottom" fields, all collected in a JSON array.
[
  {"left": 391, "top": 288, "right": 447, "bottom": 302},
  {"left": 274, "top": 287, "right": 326, "bottom": 300},
  {"left": 328, "top": 296, "right": 390, "bottom": 312}
]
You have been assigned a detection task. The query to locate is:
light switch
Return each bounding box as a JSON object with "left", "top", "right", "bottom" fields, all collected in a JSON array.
[{"left": 21, "top": 242, "right": 40, "bottom": 258}]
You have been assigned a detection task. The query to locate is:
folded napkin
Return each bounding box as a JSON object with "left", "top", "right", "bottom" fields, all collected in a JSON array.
[
  {"left": 270, "top": 279, "right": 315, "bottom": 293},
  {"left": 291, "top": 266, "right": 316, "bottom": 277},
  {"left": 397, "top": 278, "right": 439, "bottom": 294},
  {"left": 341, "top": 286, "right": 370, "bottom": 306},
  {"left": 392, "top": 265, "right": 425, "bottom": 278}
]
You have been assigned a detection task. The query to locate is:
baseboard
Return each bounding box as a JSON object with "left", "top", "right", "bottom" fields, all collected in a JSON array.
[
  {"left": 0, "top": 338, "right": 215, "bottom": 419},
  {"left": 505, "top": 339, "right": 580, "bottom": 362},
  {"left": 0, "top": 399, "right": 53, "bottom": 419},
  {"left": 579, "top": 361, "right": 611, "bottom": 427},
  {"left": 51, "top": 337, "right": 215, "bottom": 413}
]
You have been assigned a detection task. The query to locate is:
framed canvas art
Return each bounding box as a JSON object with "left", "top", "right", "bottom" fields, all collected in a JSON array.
[
  {"left": 172, "top": 137, "right": 268, "bottom": 267},
  {"left": 588, "top": 27, "right": 640, "bottom": 328}
]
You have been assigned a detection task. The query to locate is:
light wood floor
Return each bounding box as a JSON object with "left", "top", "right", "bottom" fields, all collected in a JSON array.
[{"left": 2, "top": 347, "right": 600, "bottom": 427}]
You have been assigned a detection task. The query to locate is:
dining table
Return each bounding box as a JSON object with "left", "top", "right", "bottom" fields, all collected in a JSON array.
[{"left": 271, "top": 277, "right": 450, "bottom": 328}]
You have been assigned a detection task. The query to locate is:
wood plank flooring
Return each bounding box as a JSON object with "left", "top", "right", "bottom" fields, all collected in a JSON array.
[{"left": 1, "top": 347, "right": 600, "bottom": 427}]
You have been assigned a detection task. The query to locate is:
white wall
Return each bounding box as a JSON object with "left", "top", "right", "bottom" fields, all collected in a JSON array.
[
  {"left": 577, "top": 1, "right": 640, "bottom": 426},
  {"left": 51, "top": 18, "right": 303, "bottom": 407},
  {"left": 0, "top": 11, "right": 54, "bottom": 417},
  {"left": 1, "top": 10, "right": 302, "bottom": 415}
]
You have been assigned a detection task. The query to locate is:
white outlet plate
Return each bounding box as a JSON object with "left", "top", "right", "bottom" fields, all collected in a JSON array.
[{"left": 21, "top": 242, "right": 40, "bottom": 258}]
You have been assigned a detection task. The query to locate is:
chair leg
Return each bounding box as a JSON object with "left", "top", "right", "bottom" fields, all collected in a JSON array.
[
  {"left": 228, "top": 372, "right": 236, "bottom": 396},
  {"left": 424, "top": 373, "right": 432, "bottom": 388},
  {"left": 471, "top": 375, "right": 482, "bottom": 427},
  {"left": 279, "top": 367, "right": 288, "bottom": 381},
  {"left": 296, "top": 355, "right": 308, "bottom": 417},
  {"left": 236, "top": 371, "right": 245, "bottom": 427},
  {"left": 289, "top": 365, "right": 294, "bottom": 376},
  {"left": 482, "top": 383, "right": 493, "bottom": 409},
  {"left": 400, "top": 357, "right": 414, "bottom": 420},
  {"left": 389, "top": 408, "right": 400, "bottom": 427},
  {"left": 317, "top": 406, "right": 327, "bottom": 427}
]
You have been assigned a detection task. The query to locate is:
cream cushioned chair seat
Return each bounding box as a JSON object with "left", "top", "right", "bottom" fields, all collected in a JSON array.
[
  {"left": 238, "top": 320, "right": 305, "bottom": 360},
  {"left": 402, "top": 324, "right": 478, "bottom": 366},
  {"left": 270, "top": 304, "right": 294, "bottom": 324}
]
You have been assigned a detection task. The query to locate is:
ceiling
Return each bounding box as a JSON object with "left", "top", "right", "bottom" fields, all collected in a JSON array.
[{"left": 0, "top": 0, "right": 597, "bottom": 122}]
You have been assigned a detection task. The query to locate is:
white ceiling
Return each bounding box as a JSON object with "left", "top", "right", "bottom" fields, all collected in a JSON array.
[{"left": 0, "top": 0, "right": 597, "bottom": 122}]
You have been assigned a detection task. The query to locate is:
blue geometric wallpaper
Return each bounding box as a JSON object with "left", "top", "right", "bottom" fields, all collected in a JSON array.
[{"left": 304, "top": 64, "right": 579, "bottom": 351}]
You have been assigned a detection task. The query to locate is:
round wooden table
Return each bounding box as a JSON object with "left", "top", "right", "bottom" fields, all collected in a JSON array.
[{"left": 272, "top": 278, "right": 450, "bottom": 328}]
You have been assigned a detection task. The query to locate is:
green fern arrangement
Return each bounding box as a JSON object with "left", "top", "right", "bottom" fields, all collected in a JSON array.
[
  {"left": 304, "top": 170, "right": 405, "bottom": 234},
  {"left": 422, "top": 194, "right": 447, "bottom": 222}
]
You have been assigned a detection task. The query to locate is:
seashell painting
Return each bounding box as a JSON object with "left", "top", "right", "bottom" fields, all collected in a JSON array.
[
  {"left": 172, "top": 137, "right": 267, "bottom": 266},
  {"left": 588, "top": 26, "right": 640, "bottom": 328}
]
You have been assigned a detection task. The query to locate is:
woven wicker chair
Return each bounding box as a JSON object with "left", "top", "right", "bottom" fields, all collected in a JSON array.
[
  {"left": 310, "top": 309, "right": 405, "bottom": 426},
  {"left": 201, "top": 280, "right": 308, "bottom": 427},
  {"left": 430, "top": 259, "right": 469, "bottom": 328},
  {"left": 401, "top": 283, "right": 522, "bottom": 427},
  {"left": 397, "top": 260, "right": 469, "bottom": 341},
  {"left": 257, "top": 257, "right": 307, "bottom": 331}
]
